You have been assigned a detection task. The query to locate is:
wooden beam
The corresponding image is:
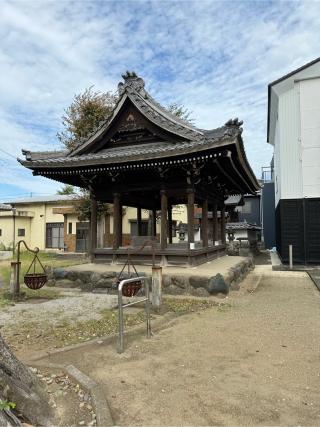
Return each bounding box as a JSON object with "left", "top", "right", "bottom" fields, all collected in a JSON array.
[
  {"left": 152, "top": 209, "right": 157, "bottom": 237},
  {"left": 160, "top": 190, "right": 168, "bottom": 250},
  {"left": 187, "top": 188, "right": 195, "bottom": 245},
  {"left": 137, "top": 207, "right": 142, "bottom": 236},
  {"left": 212, "top": 200, "right": 218, "bottom": 244},
  {"left": 220, "top": 205, "right": 226, "bottom": 244},
  {"left": 202, "top": 199, "right": 208, "bottom": 248},
  {"left": 90, "top": 192, "right": 97, "bottom": 261}
]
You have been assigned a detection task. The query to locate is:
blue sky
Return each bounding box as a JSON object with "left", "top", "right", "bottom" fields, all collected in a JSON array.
[{"left": 1, "top": 0, "right": 320, "bottom": 200}]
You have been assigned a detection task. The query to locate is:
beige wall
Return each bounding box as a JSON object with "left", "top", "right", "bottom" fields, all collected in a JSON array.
[
  {"left": 0, "top": 202, "right": 71, "bottom": 250},
  {"left": 0, "top": 212, "right": 32, "bottom": 249},
  {"left": 0, "top": 201, "right": 190, "bottom": 251}
]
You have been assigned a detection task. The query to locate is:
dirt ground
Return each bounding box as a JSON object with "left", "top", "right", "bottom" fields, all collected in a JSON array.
[{"left": 43, "top": 270, "right": 320, "bottom": 426}]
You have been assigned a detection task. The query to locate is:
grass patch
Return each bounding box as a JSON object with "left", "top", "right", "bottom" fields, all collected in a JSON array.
[
  {"left": 0, "top": 294, "right": 13, "bottom": 309},
  {"left": 2, "top": 296, "right": 230, "bottom": 352},
  {"left": 53, "top": 310, "right": 147, "bottom": 346},
  {"left": 4, "top": 309, "right": 147, "bottom": 350},
  {"left": 163, "top": 297, "right": 223, "bottom": 315},
  {"left": 22, "top": 286, "right": 61, "bottom": 300},
  {"left": 0, "top": 285, "right": 61, "bottom": 310},
  {"left": 0, "top": 251, "right": 85, "bottom": 287}
]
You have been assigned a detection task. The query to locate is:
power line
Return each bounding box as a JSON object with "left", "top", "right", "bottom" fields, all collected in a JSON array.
[{"left": 0, "top": 147, "right": 17, "bottom": 160}]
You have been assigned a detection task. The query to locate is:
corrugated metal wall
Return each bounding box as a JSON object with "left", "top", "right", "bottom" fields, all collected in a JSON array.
[
  {"left": 299, "top": 78, "right": 320, "bottom": 198},
  {"left": 276, "top": 198, "right": 320, "bottom": 264},
  {"left": 278, "top": 86, "right": 303, "bottom": 200}
]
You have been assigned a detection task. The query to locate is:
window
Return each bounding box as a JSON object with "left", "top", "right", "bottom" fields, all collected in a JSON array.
[
  {"left": 18, "top": 229, "right": 25, "bottom": 237},
  {"left": 242, "top": 200, "right": 252, "bottom": 214},
  {"left": 46, "top": 223, "right": 64, "bottom": 248},
  {"left": 130, "top": 220, "right": 149, "bottom": 236},
  {"left": 68, "top": 222, "right": 73, "bottom": 234}
]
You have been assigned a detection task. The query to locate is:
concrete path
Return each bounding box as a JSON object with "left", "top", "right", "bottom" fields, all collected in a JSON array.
[{"left": 45, "top": 271, "right": 320, "bottom": 426}]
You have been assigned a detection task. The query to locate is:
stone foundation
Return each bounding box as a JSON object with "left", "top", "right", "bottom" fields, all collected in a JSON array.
[{"left": 45, "top": 257, "right": 254, "bottom": 296}]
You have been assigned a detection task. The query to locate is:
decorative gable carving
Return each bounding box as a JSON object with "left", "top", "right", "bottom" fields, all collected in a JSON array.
[{"left": 95, "top": 102, "right": 167, "bottom": 150}]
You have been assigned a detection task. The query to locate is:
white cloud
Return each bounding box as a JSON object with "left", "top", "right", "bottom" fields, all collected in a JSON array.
[{"left": 0, "top": 0, "right": 320, "bottom": 197}]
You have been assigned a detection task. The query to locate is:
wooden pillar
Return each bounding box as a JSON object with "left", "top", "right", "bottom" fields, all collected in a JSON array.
[
  {"left": 113, "top": 193, "right": 122, "bottom": 249},
  {"left": 152, "top": 209, "right": 157, "bottom": 238},
  {"left": 187, "top": 188, "right": 195, "bottom": 247},
  {"left": 202, "top": 199, "right": 208, "bottom": 248},
  {"left": 90, "top": 192, "right": 97, "bottom": 261},
  {"left": 168, "top": 204, "right": 173, "bottom": 244},
  {"left": 212, "top": 200, "right": 218, "bottom": 245},
  {"left": 137, "top": 207, "right": 142, "bottom": 236},
  {"left": 220, "top": 205, "right": 226, "bottom": 244},
  {"left": 160, "top": 190, "right": 168, "bottom": 250}
]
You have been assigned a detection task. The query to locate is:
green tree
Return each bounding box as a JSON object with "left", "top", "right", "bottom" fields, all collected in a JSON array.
[
  {"left": 167, "top": 103, "right": 194, "bottom": 124},
  {"left": 56, "top": 184, "right": 76, "bottom": 195},
  {"left": 57, "top": 86, "right": 117, "bottom": 151},
  {"left": 74, "top": 189, "right": 110, "bottom": 221}
]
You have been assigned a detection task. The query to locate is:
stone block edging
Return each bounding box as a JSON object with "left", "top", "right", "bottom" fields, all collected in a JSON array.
[
  {"left": 28, "top": 361, "right": 114, "bottom": 427},
  {"left": 46, "top": 256, "right": 254, "bottom": 296}
]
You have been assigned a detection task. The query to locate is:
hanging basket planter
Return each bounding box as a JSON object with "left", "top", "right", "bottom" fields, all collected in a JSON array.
[
  {"left": 23, "top": 249, "right": 48, "bottom": 290},
  {"left": 119, "top": 279, "right": 142, "bottom": 297},
  {"left": 24, "top": 273, "right": 47, "bottom": 290},
  {"left": 116, "top": 252, "right": 143, "bottom": 297}
]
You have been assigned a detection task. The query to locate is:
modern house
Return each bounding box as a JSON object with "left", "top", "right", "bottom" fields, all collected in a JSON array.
[
  {"left": 0, "top": 195, "right": 86, "bottom": 252},
  {"left": 0, "top": 195, "right": 194, "bottom": 253},
  {"left": 268, "top": 57, "right": 320, "bottom": 264}
]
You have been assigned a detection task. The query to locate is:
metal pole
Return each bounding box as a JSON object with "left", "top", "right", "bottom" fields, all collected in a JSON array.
[{"left": 289, "top": 244, "right": 293, "bottom": 270}]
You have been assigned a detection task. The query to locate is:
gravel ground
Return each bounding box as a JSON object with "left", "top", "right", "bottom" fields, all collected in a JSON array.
[
  {"left": 45, "top": 271, "right": 320, "bottom": 426},
  {"left": 0, "top": 290, "right": 119, "bottom": 328}
]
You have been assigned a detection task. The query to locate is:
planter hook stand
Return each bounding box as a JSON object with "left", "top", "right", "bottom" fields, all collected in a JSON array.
[{"left": 10, "top": 240, "right": 47, "bottom": 298}]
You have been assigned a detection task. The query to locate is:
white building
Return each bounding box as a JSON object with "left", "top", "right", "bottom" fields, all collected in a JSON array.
[{"left": 267, "top": 57, "right": 320, "bottom": 264}]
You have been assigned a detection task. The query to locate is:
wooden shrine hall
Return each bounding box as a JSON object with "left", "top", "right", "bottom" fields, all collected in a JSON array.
[{"left": 19, "top": 72, "right": 259, "bottom": 266}]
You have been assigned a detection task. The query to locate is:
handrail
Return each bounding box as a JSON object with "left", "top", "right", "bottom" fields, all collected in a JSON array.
[{"left": 118, "top": 276, "right": 151, "bottom": 353}]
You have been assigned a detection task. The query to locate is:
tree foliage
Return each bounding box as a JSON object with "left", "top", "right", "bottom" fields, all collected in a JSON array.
[
  {"left": 167, "top": 103, "right": 194, "bottom": 124},
  {"left": 57, "top": 86, "right": 116, "bottom": 151},
  {"left": 56, "top": 186, "right": 109, "bottom": 220},
  {"left": 73, "top": 189, "right": 110, "bottom": 221},
  {"left": 56, "top": 184, "right": 76, "bottom": 195}
]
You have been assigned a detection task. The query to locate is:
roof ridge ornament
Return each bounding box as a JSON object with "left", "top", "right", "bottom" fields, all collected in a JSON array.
[
  {"left": 118, "top": 71, "right": 145, "bottom": 95},
  {"left": 224, "top": 118, "right": 243, "bottom": 136},
  {"left": 225, "top": 118, "right": 243, "bottom": 127}
]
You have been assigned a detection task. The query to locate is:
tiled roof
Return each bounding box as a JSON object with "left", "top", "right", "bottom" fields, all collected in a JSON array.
[
  {"left": 226, "top": 222, "right": 261, "bottom": 230},
  {"left": 18, "top": 72, "right": 259, "bottom": 192},
  {"left": 0, "top": 203, "right": 12, "bottom": 210},
  {"left": 224, "top": 194, "right": 244, "bottom": 206},
  {"left": 19, "top": 126, "right": 240, "bottom": 168},
  {"left": 3, "top": 195, "right": 78, "bottom": 204}
]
